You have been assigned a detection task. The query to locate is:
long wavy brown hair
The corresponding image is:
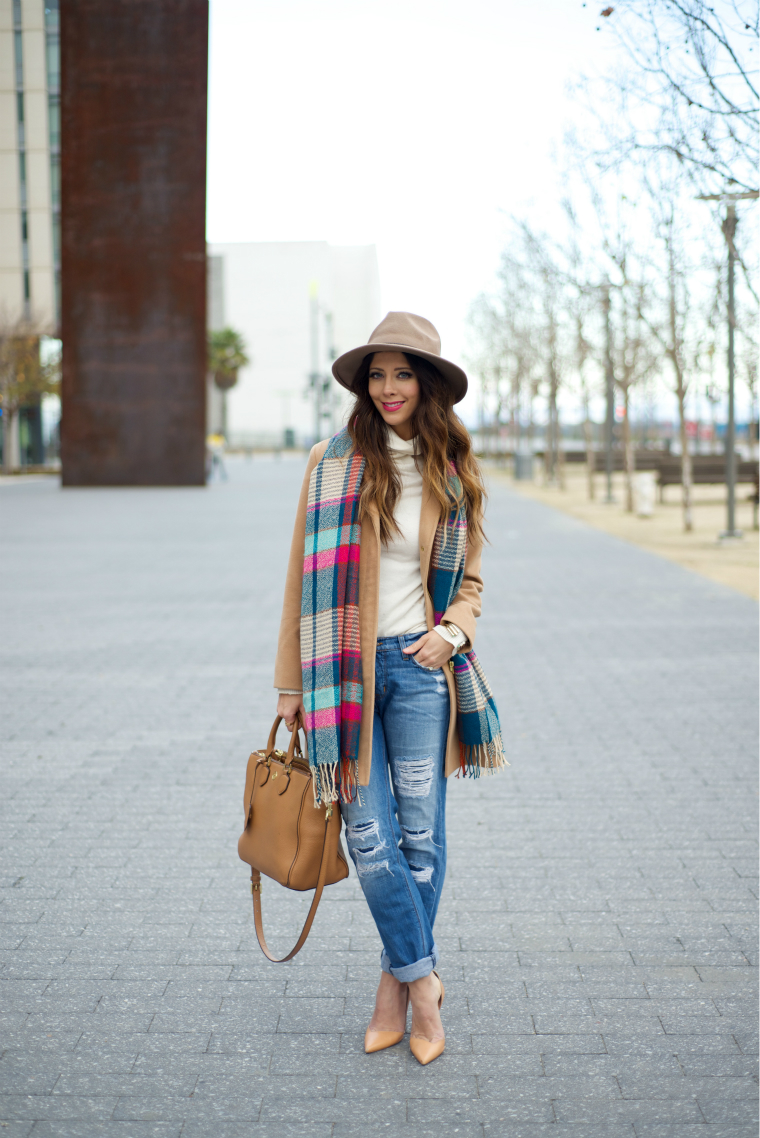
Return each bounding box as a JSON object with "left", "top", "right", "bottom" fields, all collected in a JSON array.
[{"left": 346, "top": 352, "right": 486, "bottom": 546}]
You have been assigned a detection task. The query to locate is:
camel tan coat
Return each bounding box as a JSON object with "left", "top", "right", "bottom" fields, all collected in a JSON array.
[{"left": 274, "top": 439, "right": 484, "bottom": 785}]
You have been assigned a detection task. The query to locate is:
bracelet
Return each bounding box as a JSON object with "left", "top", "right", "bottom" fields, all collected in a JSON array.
[{"left": 433, "top": 623, "right": 466, "bottom": 650}]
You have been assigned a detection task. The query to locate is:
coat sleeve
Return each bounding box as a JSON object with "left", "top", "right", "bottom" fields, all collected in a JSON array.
[
  {"left": 440, "top": 527, "right": 483, "bottom": 653},
  {"left": 273, "top": 444, "right": 322, "bottom": 691}
]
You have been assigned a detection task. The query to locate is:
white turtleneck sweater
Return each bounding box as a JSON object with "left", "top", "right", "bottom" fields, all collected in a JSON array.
[
  {"left": 376, "top": 429, "right": 428, "bottom": 637},
  {"left": 277, "top": 430, "right": 464, "bottom": 694}
]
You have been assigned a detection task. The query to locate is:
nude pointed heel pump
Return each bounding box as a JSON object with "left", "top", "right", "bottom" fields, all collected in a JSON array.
[
  {"left": 409, "top": 970, "right": 445, "bottom": 1066},
  {"left": 364, "top": 987, "right": 410, "bottom": 1054}
]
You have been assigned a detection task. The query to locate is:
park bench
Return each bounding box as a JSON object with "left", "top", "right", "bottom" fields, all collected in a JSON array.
[
  {"left": 591, "top": 449, "right": 670, "bottom": 474},
  {"left": 655, "top": 455, "right": 759, "bottom": 500}
]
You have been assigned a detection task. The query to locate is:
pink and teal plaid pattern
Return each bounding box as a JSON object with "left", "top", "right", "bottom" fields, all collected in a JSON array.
[
  {"left": 428, "top": 472, "right": 505, "bottom": 777},
  {"left": 301, "top": 430, "right": 365, "bottom": 805},
  {"left": 301, "top": 430, "right": 505, "bottom": 805}
]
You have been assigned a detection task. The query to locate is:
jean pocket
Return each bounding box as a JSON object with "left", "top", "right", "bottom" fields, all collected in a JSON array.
[{"left": 408, "top": 653, "right": 441, "bottom": 673}]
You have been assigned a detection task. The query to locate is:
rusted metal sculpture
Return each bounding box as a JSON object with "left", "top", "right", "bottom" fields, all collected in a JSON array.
[{"left": 60, "top": 0, "right": 208, "bottom": 485}]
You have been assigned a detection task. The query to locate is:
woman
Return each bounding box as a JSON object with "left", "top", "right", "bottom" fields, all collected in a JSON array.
[{"left": 274, "top": 312, "right": 504, "bottom": 1065}]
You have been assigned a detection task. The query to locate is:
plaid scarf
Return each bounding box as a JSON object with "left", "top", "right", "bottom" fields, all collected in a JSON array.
[{"left": 301, "top": 428, "right": 505, "bottom": 805}]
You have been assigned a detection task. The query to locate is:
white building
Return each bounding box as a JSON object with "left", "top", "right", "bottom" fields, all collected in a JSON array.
[
  {"left": 208, "top": 241, "right": 381, "bottom": 448},
  {"left": 0, "top": 0, "right": 59, "bottom": 329}
]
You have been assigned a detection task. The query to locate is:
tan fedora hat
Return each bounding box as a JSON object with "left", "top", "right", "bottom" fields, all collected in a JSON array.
[{"left": 331, "top": 312, "right": 468, "bottom": 404}]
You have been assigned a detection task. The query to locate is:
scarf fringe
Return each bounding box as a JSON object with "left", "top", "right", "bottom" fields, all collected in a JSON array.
[
  {"left": 458, "top": 736, "right": 509, "bottom": 779},
  {"left": 312, "top": 760, "right": 359, "bottom": 807}
]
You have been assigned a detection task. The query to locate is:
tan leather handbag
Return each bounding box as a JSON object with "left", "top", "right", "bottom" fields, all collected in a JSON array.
[{"left": 237, "top": 715, "right": 349, "bottom": 962}]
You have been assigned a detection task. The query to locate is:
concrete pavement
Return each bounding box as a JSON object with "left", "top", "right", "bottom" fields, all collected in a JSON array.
[{"left": 0, "top": 455, "right": 757, "bottom": 1137}]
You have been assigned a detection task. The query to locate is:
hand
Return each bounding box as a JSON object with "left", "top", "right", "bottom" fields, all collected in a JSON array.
[
  {"left": 277, "top": 693, "right": 306, "bottom": 732},
  {"left": 402, "top": 630, "right": 454, "bottom": 670}
]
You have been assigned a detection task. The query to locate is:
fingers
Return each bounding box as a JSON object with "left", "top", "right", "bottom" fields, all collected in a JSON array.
[
  {"left": 401, "top": 632, "right": 450, "bottom": 669},
  {"left": 285, "top": 706, "right": 306, "bottom": 733},
  {"left": 402, "top": 636, "right": 425, "bottom": 655}
]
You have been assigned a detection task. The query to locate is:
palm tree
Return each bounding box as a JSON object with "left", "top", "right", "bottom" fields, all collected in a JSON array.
[{"left": 207, "top": 328, "right": 249, "bottom": 439}]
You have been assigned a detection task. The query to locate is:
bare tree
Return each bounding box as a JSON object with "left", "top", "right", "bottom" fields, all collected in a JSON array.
[
  {"left": 592, "top": 0, "right": 758, "bottom": 194},
  {"left": 594, "top": 202, "right": 660, "bottom": 512},
  {"left": 468, "top": 251, "right": 544, "bottom": 467},
  {"left": 507, "top": 227, "right": 571, "bottom": 488},
  {"left": 614, "top": 282, "right": 657, "bottom": 511},
  {"left": 739, "top": 309, "right": 759, "bottom": 455},
  {"left": 0, "top": 316, "right": 59, "bottom": 473},
  {"left": 466, "top": 294, "right": 507, "bottom": 458},
  {"left": 634, "top": 197, "right": 696, "bottom": 531},
  {"left": 562, "top": 200, "right": 602, "bottom": 499},
  {"left": 576, "top": 313, "right": 596, "bottom": 500}
]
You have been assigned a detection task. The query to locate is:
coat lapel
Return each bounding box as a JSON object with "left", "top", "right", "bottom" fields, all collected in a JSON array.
[{"left": 419, "top": 483, "right": 439, "bottom": 583}]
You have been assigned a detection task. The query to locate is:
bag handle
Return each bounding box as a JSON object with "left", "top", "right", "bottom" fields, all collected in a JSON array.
[
  {"left": 249, "top": 714, "right": 338, "bottom": 963},
  {"left": 265, "top": 714, "right": 305, "bottom": 760},
  {"left": 250, "top": 804, "right": 337, "bottom": 963}
]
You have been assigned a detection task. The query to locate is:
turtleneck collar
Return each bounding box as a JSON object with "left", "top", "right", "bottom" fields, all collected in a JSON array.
[{"left": 385, "top": 426, "right": 417, "bottom": 455}]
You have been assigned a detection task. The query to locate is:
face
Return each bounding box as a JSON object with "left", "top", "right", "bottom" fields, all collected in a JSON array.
[{"left": 367, "top": 351, "right": 420, "bottom": 440}]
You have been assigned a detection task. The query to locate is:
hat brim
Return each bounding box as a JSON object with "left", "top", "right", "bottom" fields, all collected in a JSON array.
[{"left": 331, "top": 342, "right": 468, "bottom": 404}]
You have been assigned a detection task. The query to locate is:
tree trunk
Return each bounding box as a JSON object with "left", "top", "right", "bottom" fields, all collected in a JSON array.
[
  {"left": 556, "top": 404, "right": 565, "bottom": 490},
  {"left": 622, "top": 387, "right": 634, "bottom": 512},
  {"left": 2, "top": 406, "right": 19, "bottom": 473},
  {"left": 528, "top": 395, "right": 535, "bottom": 474},
  {"left": 546, "top": 378, "right": 561, "bottom": 486},
  {"left": 584, "top": 417, "right": 595, "bottom": 500},
  {"left": 677, "top": 386, "right": 693, "bottom": 531},
  {"left": 668, "top": 240, "right": 692, "bottom": 532},
  {"left": 544, "top": 391, "right": 553, "bottom": 485}
]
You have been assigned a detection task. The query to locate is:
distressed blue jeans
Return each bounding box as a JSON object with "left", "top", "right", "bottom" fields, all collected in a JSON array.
[{"left": 340, "top": 633, "right": 449, "bottom": 983}]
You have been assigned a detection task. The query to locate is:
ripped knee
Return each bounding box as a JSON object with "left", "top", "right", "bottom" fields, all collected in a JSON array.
[
  {"left": 356, "top": 859, "right": 392, "bottom": 879},
  {"left": 346, "top": 819, "right": 393, "bottom": 879},
  {"left": 395, "top": 756, "right": 435, "bottom": 799},
  {"left": 400, "top": 825, "right": 433, "bottom": 843},
  {"left": 400, "top": 825, "right": 443, "bottom": 854},
  {"left": 409, "top": 863, "right": 435, "bottom": 889},
  {"left": 346, "top": 819, "right": 380, "bottom": 844}
]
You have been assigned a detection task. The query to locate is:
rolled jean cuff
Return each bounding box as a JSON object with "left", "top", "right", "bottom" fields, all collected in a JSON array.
[{"left": 380, "top": 943, "right": 439, "bottom": 983}]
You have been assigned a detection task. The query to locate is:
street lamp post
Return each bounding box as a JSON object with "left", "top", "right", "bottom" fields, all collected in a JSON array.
[
  {"left": 308, "top": 285, "right": 337, "bottom": 445},
  {"left": 602, "top": 284, "right": 615, "bottom": 503},
  {"left": 696, "top": 190, "right": 759, "bottom": 539},
  {"left": 309, "top": 286, "right": 321, "bottom": 446}
]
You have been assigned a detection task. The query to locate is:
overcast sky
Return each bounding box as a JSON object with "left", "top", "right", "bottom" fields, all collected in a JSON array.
[{"left": 206, "top": 0, "right": 624, "bottom": 421}]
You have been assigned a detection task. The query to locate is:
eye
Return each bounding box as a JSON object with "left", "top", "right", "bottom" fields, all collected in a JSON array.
[{"left": 397, "top": 371, "right": 413, "bottom": 379}]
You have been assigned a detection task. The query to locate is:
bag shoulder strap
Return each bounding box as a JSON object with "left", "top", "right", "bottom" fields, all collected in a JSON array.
[{"left": 249, "top": 807, "right": 336, "bottom": 963}]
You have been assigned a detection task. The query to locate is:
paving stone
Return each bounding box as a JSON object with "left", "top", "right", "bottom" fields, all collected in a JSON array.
[
  {"left": 29, "top": 1126, "right": 182, "bottom": 1138},
  {"left": 259, "top": 1096, "right": 406, "bottom": 1123},
  {"left": 489, "top": 1129, "right": 637, "bottom": 1138},
  {"left": 335, "top": 1126, "right": 485, "bottom": 1138},
  {"left": 182, "top": 1126, "right": 333, "bottom": 1138},
  {"left": 732, "top": 1030, "right": 759, "bottom": 1056},
  {"left": 603, "top": 1034, "right": 744, "bottom": 1057},
  {"left": 111, "top": 1095, "right": 263, "bottom": 1122},
  {"left": 0, "top": 1096, "right": 119, "bottom": 1121},
  {"left": 473, "top": 1034, "right": 609, "bottom": 1056},
  {"left": 552, "top": 1099, "right": 706, "bottom": 1124},
  {"left": 407, "top": 1096, "right": 555, "bottom": 1123},
  {"left": 0, "top": 460, "right": 756, "bottom": 1135},
  {"left": 694, "top": 1098, "right": 760, "bottom": 1125},
  {"left": 619, "top": 1074, "right": 758, "bottom": 1099},
  {"left": 629, "top": 1129, "right": 749, "bottom": 1138}
]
